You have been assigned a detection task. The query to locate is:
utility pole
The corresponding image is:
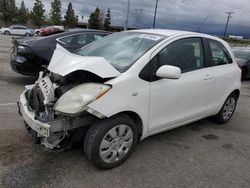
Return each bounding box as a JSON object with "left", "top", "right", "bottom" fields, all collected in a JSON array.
[
  {"left": 223, "top": 12, "right": 234, "bottom": 38},
  {"left": 197, "top": 16, "right": 208, "bottom": 32},
  {"left": 124, "top": 0, "right": 131, "bottom": 30},
  {"left": 153, "top": 0, "right": 159, "bottom": 29}
]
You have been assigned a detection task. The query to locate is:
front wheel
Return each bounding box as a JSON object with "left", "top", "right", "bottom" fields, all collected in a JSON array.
[
  {"left": 25, "top": 33, "right": 31, "bottom": 37},
  {"left": 4, "top": 31, "right": 10, "bottom": 35},
  {"left": 84, "top": 114, "right": 138, "bottom": 169},
  {"left": 213, "top": 93, "right": 238, "bottom": 124}
]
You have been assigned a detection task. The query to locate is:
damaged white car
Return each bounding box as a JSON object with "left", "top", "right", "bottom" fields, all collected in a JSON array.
[{"left": 18, "top": 30, "right": 241, "bottom": 169}]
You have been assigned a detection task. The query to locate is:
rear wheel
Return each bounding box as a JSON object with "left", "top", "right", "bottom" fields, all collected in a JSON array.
[
  {"left": 241, "top": 68, "right": 247, "bottom": 80},
  {"left": 213, "top": 93, "right": 238, "bottom": 124},
  {"left": 4, "top": 31, "right": 10, "bottom": 35},
  {"left": 84, "top": 114, "right": 138, "bottom": 169}
]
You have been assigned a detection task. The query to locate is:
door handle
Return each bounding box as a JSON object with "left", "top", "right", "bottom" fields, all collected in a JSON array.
[{"left": 204, "top": 74, "right": 213, "bottom": 80}]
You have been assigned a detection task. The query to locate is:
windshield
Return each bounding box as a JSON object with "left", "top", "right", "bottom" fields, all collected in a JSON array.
[
  {"left": 233, "top": 49, "right": 250, "bottom": 60},
  {"left": 76, "top": 32, "right": 166, "bottom": 72}
]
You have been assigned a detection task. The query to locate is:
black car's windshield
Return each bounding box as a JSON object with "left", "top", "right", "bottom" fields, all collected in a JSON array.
[
  {"left": 233, "top": 49, "right": 250, "bottom": 60},
  {"left": 76, "top": 32, "right": 166, "bottom": 72}
]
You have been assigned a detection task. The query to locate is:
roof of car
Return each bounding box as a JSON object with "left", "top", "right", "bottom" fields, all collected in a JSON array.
[
  {"left": 129, "top": 29, "right": 198, "bottom": 37},
  {"left": 42, "top": 29, "right": 110, "bottom": 39}
]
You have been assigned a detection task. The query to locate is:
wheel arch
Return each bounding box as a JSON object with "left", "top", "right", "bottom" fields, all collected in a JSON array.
[
  {"left": 230, "top": 89, "right": 240, "bottom": 99},
  {"left": 111, "top": 111, "right": 143, "bottom": 140}
]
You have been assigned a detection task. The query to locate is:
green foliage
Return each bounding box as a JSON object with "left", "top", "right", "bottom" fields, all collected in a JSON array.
[
  {"left": 88, "top": 7, "right": 103, "bottom": 30},
  {"left": 17, "top": 0, "right": 29, "bottom": 24},
  {"left": 64, "top": 2, "right": 77, "bottom": 28},
  {"left": 30, "top": 0, "right": 45, "bottom": 27},
  {"left": 50, "top": 0, "right": 62, "bottom": 25},
  {"left": 104, "top": 8, "right": 111, "bottom": 31},
  {"left": 0, "top": 0, "right": 17, "bottom": 26}
]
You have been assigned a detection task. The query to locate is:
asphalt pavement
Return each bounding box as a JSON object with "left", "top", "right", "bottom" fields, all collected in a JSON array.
[{"left": 0, "top": 34, "right": 250, "bottom": 188}]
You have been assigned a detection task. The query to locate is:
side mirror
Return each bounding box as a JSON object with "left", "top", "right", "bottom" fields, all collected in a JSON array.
[{"left": 156, "top": 65, "right": 181, "bottom": 79}]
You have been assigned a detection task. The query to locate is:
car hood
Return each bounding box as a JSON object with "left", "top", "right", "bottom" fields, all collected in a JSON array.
[
  {"left": 48, "top": 44, "right": 121, "bottom": 78},
  {"left": 235, "top": 58, "right": 248, "bottom": 68}
]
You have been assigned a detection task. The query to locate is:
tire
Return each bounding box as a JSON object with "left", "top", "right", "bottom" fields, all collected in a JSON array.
[
  {"left": 25, "top": 33, "right": 31, "bottom": 37},
  {"left": 84, "top": 114, "right": 138, "bottom": 169},
  {"left": 241, "top": 68, "right": 247, "bottom": 81},
  {"left": 213, "top": 93, "right": 238, "bottom": 124},
  {"left": 4, "top": 31, "right": 10, "bottom": 35}
]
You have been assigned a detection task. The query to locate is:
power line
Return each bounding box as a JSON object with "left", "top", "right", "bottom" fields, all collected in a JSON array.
[{"left": 223, "top": 11, "right": 234, "bottom": 38}]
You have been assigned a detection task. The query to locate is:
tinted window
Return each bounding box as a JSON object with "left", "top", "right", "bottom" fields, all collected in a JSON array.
[
  {"left": 77, "top": 34, "right": 105, "bottom": 45},
  {"left": 156, "top": 38, "right": 204, "bottom": 73},
  {"left": 208, "top": 39, "right": 232, "bottom": 66},
  {"left": 59, "top": 35, "right": 74, "bottom": 44}
]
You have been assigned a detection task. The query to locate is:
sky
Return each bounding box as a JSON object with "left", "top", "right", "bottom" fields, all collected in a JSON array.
[{"left": 16, "top": 0, "right": 250, "bottom": 37}]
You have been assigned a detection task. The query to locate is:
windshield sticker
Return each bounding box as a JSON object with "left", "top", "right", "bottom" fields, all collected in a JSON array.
[{"left": 139, "top": 34, "right": 162, "bottom": 41}]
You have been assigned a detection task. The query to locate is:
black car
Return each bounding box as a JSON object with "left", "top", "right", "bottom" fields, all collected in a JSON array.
[
  {"left": 232, "top": 47, "right": 250, "bottom": 80},
  {"left": 10, "top": 29, "right": 110, "bottom": 76}
]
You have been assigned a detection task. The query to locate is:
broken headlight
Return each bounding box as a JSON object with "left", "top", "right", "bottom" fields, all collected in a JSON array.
[{"left": 53, "top": 83, "right": 111, "bottom": 115}]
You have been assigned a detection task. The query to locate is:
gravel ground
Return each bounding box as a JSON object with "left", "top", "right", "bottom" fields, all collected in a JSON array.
[{"left": 0, "top": 34, "right": 250, "bottom": 188}]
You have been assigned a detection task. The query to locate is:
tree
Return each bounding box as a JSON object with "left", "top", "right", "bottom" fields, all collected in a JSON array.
[
  {"left": 64, "top": 2, "right": 77, "bottom": 28},
  {"left": 50, "top": 0, "right": 62, "bottom": 25},
  {"left": 0, "top": 0, "right": 17, "bottom": 26},
  {"left": 30, "top": 0, "right": 45, "bottom": 28},
  {"left": 88, "top": 7, "right": 103, "bottom": 30},
  {"left": 17, "top": 0, "right": 29, "bottom": 24},
  {"left": 104, "top": 9, "right": 111, "bottom": 31}
]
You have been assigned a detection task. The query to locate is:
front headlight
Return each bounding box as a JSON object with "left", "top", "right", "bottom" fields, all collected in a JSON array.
[
  {"left": 17, "top": 45, "right": 32, "bottom": 53},
  {"left": 53, "top": 83, "right": 111, "bottom": 115}
]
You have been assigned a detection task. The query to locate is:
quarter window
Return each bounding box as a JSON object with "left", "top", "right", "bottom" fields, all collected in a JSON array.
[
  {"left": 156, "top": 38, "right": 204, "bottom": 73},
  {"left": 208, "top": 39, "right": 232, "bottom": 66},
  {"left": 77, "top": 34, "right": 105, "bottom": 45},
  {"left": 59, "top": 35, "right": 74, "bottom": 44}
]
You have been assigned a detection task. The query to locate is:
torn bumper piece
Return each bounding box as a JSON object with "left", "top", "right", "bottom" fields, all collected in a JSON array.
[
  {"left": 18, "top": 91, "right": 95, "bottom": 149},
  {"left": 18, "top": 92, "right": 62, "bottom": 137}
]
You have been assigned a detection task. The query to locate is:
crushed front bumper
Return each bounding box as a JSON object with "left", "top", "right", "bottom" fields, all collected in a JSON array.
[
  {"left": 18, "top": 91, "right": 94, "bottom": 149},
  {"left": 18, "top": 91, "right": 65, "bottom": 137}
]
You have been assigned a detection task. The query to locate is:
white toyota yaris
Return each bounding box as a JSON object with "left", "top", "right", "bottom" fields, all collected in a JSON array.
[{"left": 18, "top": 29, "right": 241, "bottom": 169}]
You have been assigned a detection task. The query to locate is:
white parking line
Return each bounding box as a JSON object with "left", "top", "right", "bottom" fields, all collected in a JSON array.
[{"left": 0, "top": 103, "right": 17, "bottom": 107}]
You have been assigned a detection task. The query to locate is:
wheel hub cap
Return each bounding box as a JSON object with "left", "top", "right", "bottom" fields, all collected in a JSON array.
[
  {"left": 99, "top": 124, "right": 133, "bottom": 164},
  {"left": 222, "top": 97, "right": 236, "bottom": 120}
]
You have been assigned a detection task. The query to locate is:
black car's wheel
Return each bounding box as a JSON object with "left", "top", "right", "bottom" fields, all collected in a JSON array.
[
  {"left": 4, "top": 31, "right": 10, "bottom": 35},
  {"left": 213, "top": 93, "right": 238, "bottom": 124},
  {"left": 241, "top": 68, "right": 247, "bottom": 80},
  {"left": 84, "top": 114, "right": 138, "bottom": 169}
]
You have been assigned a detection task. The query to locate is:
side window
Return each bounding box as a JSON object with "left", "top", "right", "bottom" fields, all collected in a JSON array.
[
  {"left": 59, "top": 35, "right": 74, "bottom": 45},
  {"left": 157, "top": 38, "right": 204, "bottom": 73},
  {"left": 18, "top": 27, "right": 26, "bottom": 30},
  {"left": 94, "top": 34, "right": 105, "bottom": 40},
  {"left": 77, "top": 34, "right": 105, "bottom": 45},
  {"left": 208, "top": 39, "right": 232, "bottom": 66}
]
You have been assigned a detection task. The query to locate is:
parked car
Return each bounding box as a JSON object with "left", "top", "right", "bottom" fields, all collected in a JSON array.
[
  {"left": 11, "top": 29, "right": 110, "bottom": 75},
  {"left": 18, "top": 29, "right": 241, "bottom": 169},
  {"left": 232, "top": 47, "right": 250, "bottom": 80},
  {"left": 1, "top": 25, "right": 34, "bottom": 36},
  {"left": 34, "top": 27, "right": 44, "bottom": 35},
  {"left": 39, "top": 25, "right": 64, "bottom": 36}
]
